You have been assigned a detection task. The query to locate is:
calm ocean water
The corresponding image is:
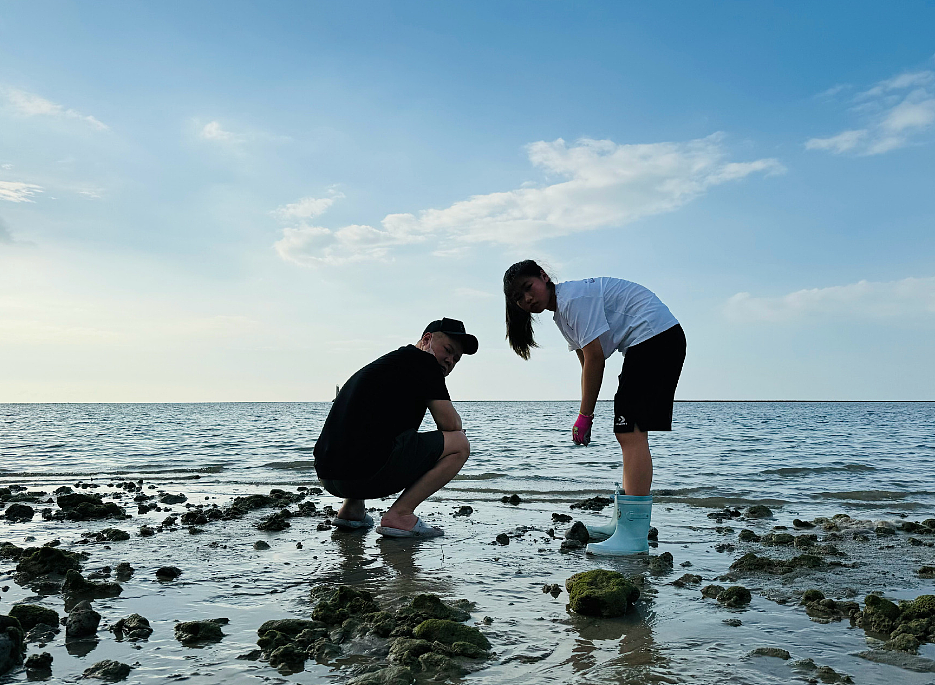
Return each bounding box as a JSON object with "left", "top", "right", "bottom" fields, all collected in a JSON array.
[{"left": 3, "top": 401, "right": 934, "bottom": 515}]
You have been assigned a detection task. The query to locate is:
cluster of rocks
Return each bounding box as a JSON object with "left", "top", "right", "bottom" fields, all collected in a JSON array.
[
  {"left": 748, "top": 650, "right": 853, "bottom": 683},
  {"left": 700, "top": 584, "right": 752, "bottom": 608},
  {"left": 855, "top": 593, "right": 935, "bottom": 653},
  {"left": 565, "top": 569, "right": 641, "bottom": 617},
  {"left": 251, "top": 587, "right": 489, "bottom": 680}
]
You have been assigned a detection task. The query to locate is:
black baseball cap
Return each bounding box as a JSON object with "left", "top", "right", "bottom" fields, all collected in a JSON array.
[{"left": 423, "top": 318, "right": 478, "bottom": 355}]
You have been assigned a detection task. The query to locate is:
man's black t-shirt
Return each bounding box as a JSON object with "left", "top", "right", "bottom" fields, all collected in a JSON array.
[{"left": 313, "top": 345, "right": 450, "bottom": 479}]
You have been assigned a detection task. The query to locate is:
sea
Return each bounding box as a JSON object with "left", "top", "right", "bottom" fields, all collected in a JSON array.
[{"left": 1, "top": 401, "right": 934, "bottom": 684}]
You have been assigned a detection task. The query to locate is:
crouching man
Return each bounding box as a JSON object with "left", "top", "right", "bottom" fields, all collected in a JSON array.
[{"left": 313, "top": 318, "right": 477, "bottom": 538}]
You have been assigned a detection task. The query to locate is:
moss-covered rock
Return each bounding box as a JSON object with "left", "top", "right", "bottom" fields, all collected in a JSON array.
[
  {"left": 0, "top": 615, "right": 25, "bottom": 675},
  {"left": 269, "top": 643, "right": 305, "bottom": 672},
  {"left": 565, "top": 569, "right": 640, "bottom": 618},
  {"left": 15, "top": 546, "right": 82, "bottom": 580},
  {"left": 701, "top": 584, "right": 725, "bottom": 599},
  {"left": 899, "top": 595, "right": 935, "bottom": 622},
  {"left": 717, "top": 586, "right": 752, "bottom": 608},
  {"left": 738, "top": 529, "right": 760, "bottom": 542},
  {"left": 730, "top": 552, "right": 825, "bottom": 575},
  {"left": 418, "top": 651, "right": 464, "bottom": 676},
  {"left": 312, "top": 586, "right": 380, "bottom": 625},
  {"left": 63, "top": 570, "right": 122, "bottom": 599},
  {"left": 348, "top": 666, "right": 415, "bottom": 685},
  {"left": 82, "top": 659, "right": 132, "bottom": 681},
  {"left": 801, "top": 589, "right": 824, "bottom": 604},
  {"left": 750, "top": 647, "right": 790, "bottom": 659},
  {"left": 745, "top": 505, "right": 773, "bottom": 519},
  {"left": 4, "top": 503, "right": 35, "bottom": 522},
  {"left": 388, "top": 638, "right": 434, "bottom": 666},
  {"left": 884, "top": 633, "right": 921, "bottom": 653},
  {"left": 110, "top": 614, "right": 152, "bottom": 641},
  {"left": 8, "top": 604, "right": 59, "bottom": 631},
  {"left": 413, "top": 619, "right": 489, "bottom": 650},
  {"left": 859, "top": 594, "right": 901, "bottom": 634}
]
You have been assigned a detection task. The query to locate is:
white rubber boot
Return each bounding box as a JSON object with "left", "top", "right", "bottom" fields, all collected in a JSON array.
[
  {"left": 585, "top": 483, "right": 622, "bottom": 540},
  {"left": 586, "top": 495, "right": 652, "bottom": 556}
]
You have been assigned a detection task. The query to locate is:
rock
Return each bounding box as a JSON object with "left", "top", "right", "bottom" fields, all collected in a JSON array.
[
  {"left": 648, "top": 552, "right": 674, "bottom": 574},
  {"left": 175, "top": 619, "right": 226, "bottom": 644},
  {"left": 24, "top": 651, "right": 52, "bottom": 672},
  {"left": 647, "top": 526, "right": 658, "bottom": 540},
  {"left": 542, "top": 583, "right": 562, "bottom": 597},
  {"left": 564, "top": 521, "right": 590, "bottom": 543},
  {"left": 25, "top": 622, "right": 60, "bottom": 644},
  {"left": 254, "top": 540, "right": 271, "bottom": 550},
  {"left": 565, "top": 569, "right": 640, "bottom": 617},
  {"left": 551, "top": 513, "right": 573, "bottom": 523},
  {"left": 762, "top": 532, "right": 794, "bottom": 545},
  {"left": 111, "top": 613, "right": 153, "bottom": 640},
  {"left": 4, "top": 503, "right": 35, "bottom": 522},
  {"left": 885, "top": 633, "right": 921, "bottom": 653},
  {"left": 159, "top": 493, "right": 187, "bottom": 505},
  {"left": 453, "top": 506, "right": 473, "bottom": 517},
  {"left": 312, "top": 586, "right": 380, "bottom": 625},
  {"left": 745, "top": 505, "right": 773, "bottom": 519},
  {"left": 181, "top": 511, "right": 208, "bottom": 526},
  {"left": 729, "top": 552, "right": 825, "bottom": 575},
  {"left": 114, "top": 562, "right": 134, "bottom": 580},
  {"left": 97, "top": 528, "right": 130, "bottom": 542},
  {"left": 257, "top": 511, "right": 291, "bottom": 531},
  {"left": 750, "top": 647, "right": 791, "bottom": 659},
  {"left": 0, "top": 542, "right": 24, "bottom": 561},
  {"left": 269, "top": 642, "right": 305, "bottom": 672},
  {"left": 388, "top": 637, "right": 433, "bottom": 666},
  {"left": 82, "top": 659, "right": 132, "bottom": 681},
  {"left": 419, "top": 651, "right": 465, "bottom": 676},
  {"left": 859, "top": 594, "right": 900, "bottom": 634},
  {"left": 139, "top": 525, "right": 155, "bottom": 537},
  {"left": 8, "top": 604, "right": 58, "bottom": 631},
  {"left": 413, "top": 619, "right": 490, "bottom": 649},
  {"left": 495, "top": 533, "right": 509, "bottom": 546},
  {"left": 258, "top": 618, "right": 324, "bottom": 638},
  {"left": 805, "top": 597, "right": 860, "bottom": 621},
  {"left": 801, "top": 589, "right": 824, "bottom": 604},
  {"left": 875, "top": 524, "right": 896, "bottom": 536},
  {"left": 671, "top": 574, "right": 702, "bottom": 588},
  {"left": 570, "top": 496, "right": 613, "bottom": 511},
  {"left": 57, "top": 493, "right": 124, "bottom": 521},
  {"left": 560, "top": 539, "right": 583, "bottom": 552},
  {"left": 738, "top": 529, "right": 760, "bottom": 542},
  {"left": 717, "top": 585, "right": 752, "bottom": 607},
  {"left": 501, "top": 494, "right": 522, "bottom": 505},
  {"left": 155, "top": 566, "right": 182, "bottom": 580},
  {"left": 15, "top": 546, "right": 82, "bottom": 580},
  {"left": 723, "top": 618, "right": 742, "bottom": 626},
  {"left": 348, "top": 665, "right": 415, "bottom": 685},
  {"left": 406, "top": 594, "right": 471, "bottom": 622},
  {"left": 793, "top": 518, "right": 815, "bottom": 529},
  {"left": 66, "top": 602, "right": 101, "bottom": 638},
  {"left": 63, "top": 570, "right": 122, "bottom": 600},
  {"left": 0, "top": 615, "right": 25, "bottom": 675},
  {"left": 701, "top": 584, "right": 725, "bottom": 599},
  {"left": 898, "top": 594, "right": 935, "bottom": 621}
]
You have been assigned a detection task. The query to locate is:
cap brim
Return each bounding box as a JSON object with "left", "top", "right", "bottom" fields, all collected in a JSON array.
[{"left": 448, "top": 333, "right": 478, "bottom": 355}]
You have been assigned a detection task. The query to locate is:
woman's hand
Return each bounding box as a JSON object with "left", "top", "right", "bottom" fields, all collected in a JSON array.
[{"left": 572, "top": 413, "right": 593, "bottom": 446}]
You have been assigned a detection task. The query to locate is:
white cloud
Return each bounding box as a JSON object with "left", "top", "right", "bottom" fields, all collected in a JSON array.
[
  {"left": 274, "top": 134, "right": 783, "bottom": 266},
  {"left": 200, "top": 121, "right": 238, "bottom": 141},
  {"left": 725, "top": 276, "right": 935, "bottom": 322},
  {"left": 271, "top": 192, "right": 344, "bottom": 221},
  {"left": 0, "top": 181, "right": 43, "bottom": 203},
  {"left": 3, "top": 88, "right": 108, "bottom": 130},
  {"left": 807, "top": 69, "right": 935, "bottom": 155}
]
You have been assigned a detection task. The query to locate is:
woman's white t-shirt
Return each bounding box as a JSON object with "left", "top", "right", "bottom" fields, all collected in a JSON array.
[{"left": 552, "top": 277, "right": 678, "bottom": 359}]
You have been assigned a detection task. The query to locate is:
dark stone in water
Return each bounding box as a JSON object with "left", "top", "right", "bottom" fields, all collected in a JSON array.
[
  {"left": 542, "top": 583, "right": 562, "bottom": 597},
  {"left": 801, "top": 589, "right": 825, "bottom": 604},
  {"left": 24, "top": 651, "right": 52, "bottom": 672},
  {"left": 155, "top": 566, "right": 182, "bottom": 580},
  {"left": 551, "top": 513, "right": 573, "bottom": 523},
  {"left": 750, "top": 647, "right": 790, "bottom": 659},
  {"left": 114, "top": 562, "right": 134, "bottom": 580},
  {"left": 256, "top": 512, "right": 291, "bottom": 531},
  {"left": 717, "top": 585, "right": 752, "bottom": 607},
  {"left": 175, "top": 619, "right": 226, "bottom": 644},
  {"left": 647, "top": 526, "right": 658, "bottom": 540},
  {"left": 15, "top": 546, "right": 82, "bottom": 581},
  {"left": 495, "top": 534, "right": 509, "bottom": 546},
  {"left": 82, "top": 659, "right": 132, "bottom": 681},
  {"left": 672, "top": 574, "right": 702, "bottom": 588},
  {"left": 570, "top": 496, "right": 613, "bottom": 512},
  {"left": 453, "top": 506, "right": 473, "bottom": 517},
  {"left": 501, "top": 494, "right": 522, "bottom": 505},
  {"left": 919, "top": 566, "right": 935, "bottom": 579},
  {"left": 560, "top": 539, "right": 583, "bottom": 553},
  {"left": 111, "top": 613, "right": 153, "bottom": 641},
  {"left": 4, "top": 503, "right": 35, "bottom": 522},
  {"left": 723, "top": 618, "right": 742, "bottom": 626},
  {"left": 159, "top": 493, "right": 187, "bottom": 505},
  {"left": 701, "top": 584, "right": 725, "bottom": 599},
  {"left": 566, "top": 569, "right": 640, "bottom": 617},
  {"left": 793, "top": 518, "right": 815, "bottom": 529},
  {"left": 8, "top": 604, "right": 58, "bottom": 631},
  {"left": 648, "top": 552, "right": 674, "bottom": 574},
  {"left": 745, "top": 505, "right": 773, "bottom": 519},
  {"left": 738, "top": 529, "right": 760, "bottom": 542},
  {"left": 564, "top": 521, "right": 589, "bottom": 543},
  {"left": 730, "top": 552, "right": 825, "bottom": 575},
  {"left": 63, "top": 570, "right": 122, "bottom": 600},
  {"left": 0, "top": 614, "right": 26, "bottom": 675},
  {"left": 66, "top": 601, "right": 101, "bottom": 638},
  {"left": 413, "top": 619, "right": 490, "bottom": 649}
]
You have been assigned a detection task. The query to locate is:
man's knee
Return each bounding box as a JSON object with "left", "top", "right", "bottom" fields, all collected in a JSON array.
[{"left": 443, "top": 430, "right": 470, "bottom": 464}]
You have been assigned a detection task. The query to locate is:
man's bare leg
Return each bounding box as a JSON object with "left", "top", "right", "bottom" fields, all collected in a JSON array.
[
  {"left": 616, "top": 427, "right": 652, "bottom": 496},
  {"left": 380, "top": 430, "right": 470, "bottom": 531},
  {"left": 335, "top": 498, "right": 368, "bottom": 522}
]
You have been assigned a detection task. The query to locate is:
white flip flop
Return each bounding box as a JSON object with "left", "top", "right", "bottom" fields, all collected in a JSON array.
[
  {"left": 376, "top": 516, "right": 444, "bottom": 538},
  {"left": 332, "top": 513, "right": 374, "bottom": 530}
]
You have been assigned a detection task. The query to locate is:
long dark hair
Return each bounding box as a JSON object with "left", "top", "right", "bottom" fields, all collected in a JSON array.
[{"left": 503, "top": 260, "right": 554, "bottom": 360}]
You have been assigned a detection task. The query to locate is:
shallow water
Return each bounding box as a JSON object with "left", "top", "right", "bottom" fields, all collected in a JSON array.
[{"left": 1, "top": 401, "right": 935, "bottom": 684}]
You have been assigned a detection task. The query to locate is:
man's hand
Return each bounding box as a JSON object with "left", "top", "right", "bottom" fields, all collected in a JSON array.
[{"left": 572, "top": 413, "right": 592, "bottom": 446}]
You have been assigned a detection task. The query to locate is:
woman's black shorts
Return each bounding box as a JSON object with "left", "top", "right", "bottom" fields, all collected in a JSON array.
[
  {"left": 614, "top": 324, "right": 686, "bottom": 433},
  {"left": 320, "top": 428, "right": 445, "bottom": 500}
]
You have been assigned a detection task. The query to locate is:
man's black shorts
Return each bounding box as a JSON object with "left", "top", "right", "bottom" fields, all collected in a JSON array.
[
  {"left": 614, "top": 324, "right": 686, "bottom": 433},
  {"left": 320, "top": 429, "right": 445, "bottom": 499}
]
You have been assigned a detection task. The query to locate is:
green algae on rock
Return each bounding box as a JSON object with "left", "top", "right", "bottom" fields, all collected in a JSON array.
[
  {"left": 413, "top": 619, "right": 490, "bottom": 649},
  {"left": 565, "top": 569, "right": 640, "bottom": 617},
  {"left": 82, "top": 659, "right": 132, "bottom": 682},
  {"left": 63, "top": 570, "right": 122, "bottom": 599},
  {"left": 8, "top": 604, "right": 58, "bottom": 631},
  {"left": 717, "top": 586, "right": 752, "bottom": 608},
  {"left": 174, "top": 618, "right": 227, "bottom": 644},
  {"left": 15, "top": 546, "right": 83, "bottom": 581},
  {"left": 749, "top": 646, "right": 790, "bottom": 659},
  {"left": 729, "top": 552, "right": 826, "bottom": 575},
  {"left": 744, "top": 505, "right": 773, "bottom": 519},
  {"left": 348, "top": 665, "right": 415, "bottom": 685}
]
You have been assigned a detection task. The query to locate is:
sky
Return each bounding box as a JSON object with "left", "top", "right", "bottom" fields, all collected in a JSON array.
[{"left": 1, "top": 1, "right": 933, "bottom": 402}]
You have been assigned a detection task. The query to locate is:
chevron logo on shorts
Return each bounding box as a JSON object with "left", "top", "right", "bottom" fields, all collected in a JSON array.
[{"left": 615, "top": 416, "right": 627, "bottom": 426}]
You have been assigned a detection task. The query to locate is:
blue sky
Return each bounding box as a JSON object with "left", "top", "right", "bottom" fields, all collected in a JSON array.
[{"left": 1, "top": 1, "right": 933, "bottom": 401}]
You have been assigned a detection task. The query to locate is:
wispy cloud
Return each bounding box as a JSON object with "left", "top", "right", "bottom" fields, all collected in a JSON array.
[
  {"left": 199, "top": 120, "right": 238, "bottom": 141},
  {"left": 0, "top": 181, "right": 43, "bottom": 203},
  {"left": 2, "top": 88, "right": 108, "bottom": 130},
  {"left": 806, "top": 69, "right": 935, "bottom": 155},
  {"left": 275, "top": 134, "right": 783, "bottom": 266},
  {"left": 271, "top": 191, "right": 344, "bottom": 221},
  {"left": 725, "top": 276, "right": 935, "bottom": 322}
]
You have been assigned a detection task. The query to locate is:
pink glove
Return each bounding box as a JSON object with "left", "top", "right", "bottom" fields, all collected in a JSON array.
[{"left": 572, "top": 413, "right": 593, "bottom": 446}]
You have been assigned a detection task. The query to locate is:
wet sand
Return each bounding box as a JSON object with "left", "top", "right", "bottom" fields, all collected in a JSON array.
[{"left": 2, "top": 477, "right": 935, "bottom": 684}]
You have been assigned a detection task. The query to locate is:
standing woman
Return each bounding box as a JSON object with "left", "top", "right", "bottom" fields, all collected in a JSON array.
[{"left": 503, "top": 260, "right": 686, "bottom": 555}]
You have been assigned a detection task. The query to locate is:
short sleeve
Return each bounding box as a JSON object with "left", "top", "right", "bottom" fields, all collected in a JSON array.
[
  {"left": 561, "top": 294, "right": 610, "bottom": 350},
  {"left": 419, "top": 355, "right": 451, "bottom": 401}
]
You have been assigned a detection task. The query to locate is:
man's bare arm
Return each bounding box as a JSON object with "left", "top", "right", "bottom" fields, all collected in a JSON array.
[{"left": 428, "top": 399, "right": 463, "bottom": 432}]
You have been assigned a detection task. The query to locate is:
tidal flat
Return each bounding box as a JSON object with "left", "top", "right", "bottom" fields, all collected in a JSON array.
[{"left": 2, "top": 477, "right": 935, "bottom": 685}]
